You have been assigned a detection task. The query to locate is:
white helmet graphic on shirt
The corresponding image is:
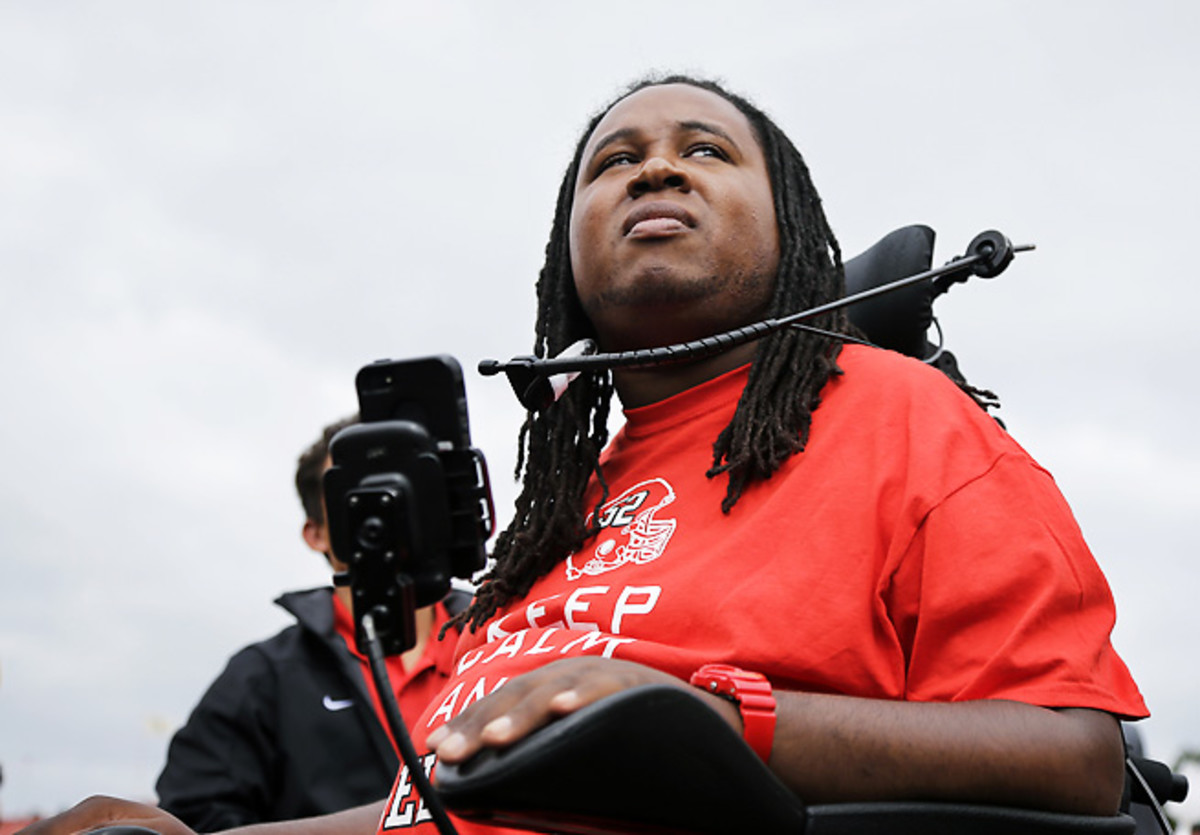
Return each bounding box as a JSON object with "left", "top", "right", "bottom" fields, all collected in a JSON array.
[{"left": 566, "top": 478, "right": 677, "bottom": 580}]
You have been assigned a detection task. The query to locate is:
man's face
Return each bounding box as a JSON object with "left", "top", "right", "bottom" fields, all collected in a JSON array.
[{"left": 568, "top": 83, "right": 780, "bottom": 352}]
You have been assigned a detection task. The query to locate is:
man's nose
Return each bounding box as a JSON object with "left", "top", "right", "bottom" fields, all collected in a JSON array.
[{"left": 627, "top": 155, "right": 690, "bottom": 197}]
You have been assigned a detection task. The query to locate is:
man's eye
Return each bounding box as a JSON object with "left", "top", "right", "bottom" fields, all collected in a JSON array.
[
  {"left": 596, "top": 152, "right": 638, "bottom": 173},
  {"left": 685, "top": 143, "right": 728, "bottom": 160}
]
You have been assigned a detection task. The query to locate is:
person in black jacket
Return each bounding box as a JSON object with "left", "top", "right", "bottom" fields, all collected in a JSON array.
[{"left": 155, "top": 416, "right": 470, "bottom": 831}]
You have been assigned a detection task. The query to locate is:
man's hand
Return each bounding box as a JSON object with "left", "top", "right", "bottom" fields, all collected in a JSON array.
[
  {"left": 17, "top": 797, "right": 193, "bottom": 835},
  {"left": 425, "top": 656, "right": 740, "bottom": 765}
]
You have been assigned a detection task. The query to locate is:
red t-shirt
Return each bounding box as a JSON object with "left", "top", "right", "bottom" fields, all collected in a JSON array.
[{"left": 379, "top": 346, "right": 1147, "bottom": 833}]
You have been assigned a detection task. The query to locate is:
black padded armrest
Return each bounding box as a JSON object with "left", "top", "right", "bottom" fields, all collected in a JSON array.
[
  {"left": 436, "top": 683, "right": 1137, "bottom": 835},
  {"left": 436, "top": 683, "right": 807, "bottom": 834},
  {"left": 804, "top": 802, "right": 1135, "bottom": 835}
]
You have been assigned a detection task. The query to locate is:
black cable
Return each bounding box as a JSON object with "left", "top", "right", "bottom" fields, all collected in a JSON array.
[
  {"left": 1126, "top": 757, "right": 1173, "bottom": 835},
  {"left": 786, "top": 322, "right": 876, "bottom": 348},
  {"left": 362, "top": 611, "right": 460, "bottom": 835},
  {"left": 481, "top": 235, "right": 1034, "bottom": 383}
]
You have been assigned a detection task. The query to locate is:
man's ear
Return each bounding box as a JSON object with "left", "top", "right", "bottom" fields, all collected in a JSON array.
[{"left": 302, "top": 519, "right": 330, "bottom": 555}]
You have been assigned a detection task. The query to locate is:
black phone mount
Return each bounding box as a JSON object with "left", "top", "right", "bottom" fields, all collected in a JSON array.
[
  {"left": 324, "top": 356, "right": 494, "bottom": 657},
  {"left": 321, "top": 355, "right": 494, "bottom": 835}
]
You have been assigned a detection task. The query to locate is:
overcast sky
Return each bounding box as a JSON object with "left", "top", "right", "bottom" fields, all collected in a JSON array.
[{"left": 1, "top": 1, "right": 1197, "bottom": 819}]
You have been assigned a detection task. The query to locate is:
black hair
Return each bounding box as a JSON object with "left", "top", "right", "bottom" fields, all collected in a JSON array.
[
  {"left": 456, "top": 74, "right": 849, "bottom": 632},
  {"left": 294, "top": 414, "right": 359, "bottom": 524}
]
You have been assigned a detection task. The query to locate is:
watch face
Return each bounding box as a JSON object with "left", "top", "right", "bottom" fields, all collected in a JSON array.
[
  {"left": 691, "top": 665, "right": 771, "bottom": 702},
  {"left": 689, "top": 665, "right": 776, "bottom": 763},
  {"left": 690, "top": 665, "right": 735, "bottom": 695}
]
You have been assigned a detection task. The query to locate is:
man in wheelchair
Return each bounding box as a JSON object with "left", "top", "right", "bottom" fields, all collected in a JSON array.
[
  {"left": 416, "top": 74, "right": 1145, "bottom": 833},
  {"left": 22, "top": 75, "right": 1151, "bottom": 835}
]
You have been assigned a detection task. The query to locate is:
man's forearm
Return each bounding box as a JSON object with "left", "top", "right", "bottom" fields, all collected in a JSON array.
[
  {"left": 769, "top": 693, "right": 1125, "bottom": 815},
  {"left": 227, "top": 802, "right": 384, "bottom": 835}
]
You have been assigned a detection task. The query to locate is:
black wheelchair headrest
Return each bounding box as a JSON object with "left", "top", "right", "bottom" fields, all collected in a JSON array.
[{"left": 843, "top": 224, "right": 936, "bottom": 359}]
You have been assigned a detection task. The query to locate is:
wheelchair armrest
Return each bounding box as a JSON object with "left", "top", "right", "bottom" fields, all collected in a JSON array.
[
  {"left": 435, "top": 683, "right": 807, "bottom": 834},
  {"left": 804, "top": 802, "right": 1134, "bottom": 835},
  {"left": 436, "top": 684, "right": 1139, "bottom": 835}
]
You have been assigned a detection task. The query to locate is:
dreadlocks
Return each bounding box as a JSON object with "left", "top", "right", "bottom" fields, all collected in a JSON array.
[{"left": 456, "top": 75, "right": 850, "bottom": 632}]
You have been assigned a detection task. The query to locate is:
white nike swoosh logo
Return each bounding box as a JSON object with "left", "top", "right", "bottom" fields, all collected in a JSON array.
[{"left": 323, "top": 695, "right": 355, "bottom": 712}]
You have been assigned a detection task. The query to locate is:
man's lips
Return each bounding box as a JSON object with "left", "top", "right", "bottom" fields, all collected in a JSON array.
[{"left": 622, "top": 201, "right": 697, "bottom": 238}]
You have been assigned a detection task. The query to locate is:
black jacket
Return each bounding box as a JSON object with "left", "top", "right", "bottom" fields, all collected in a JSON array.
[{"left": 155, "top": 587, "right": 469, "bottom": 832}]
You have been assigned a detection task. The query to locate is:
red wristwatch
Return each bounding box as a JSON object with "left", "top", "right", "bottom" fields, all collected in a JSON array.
[{"left": 689, "top": 663, "right": 776, "bottom": 763}]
